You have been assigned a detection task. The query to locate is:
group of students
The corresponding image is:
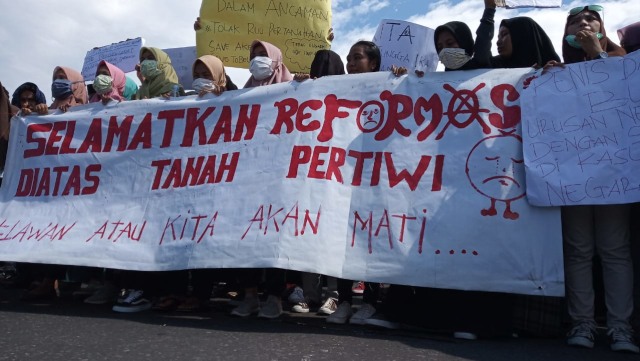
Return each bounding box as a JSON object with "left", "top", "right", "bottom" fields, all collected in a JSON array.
[{"left": 1, "top": 0, "right": 640, "bottom": 354}]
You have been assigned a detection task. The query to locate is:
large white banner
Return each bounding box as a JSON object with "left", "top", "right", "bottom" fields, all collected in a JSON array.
[
  {"left": 0, "top": 69, "right": 563, "bottom": 296},
  {"left": 522, "top": 51, "right": 640, "bottom": 206}
]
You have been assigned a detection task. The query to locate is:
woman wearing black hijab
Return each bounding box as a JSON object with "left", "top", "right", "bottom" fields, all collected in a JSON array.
[
  {"left": 492, "top": 17, "right": 560, "bottom": 68},
  {"left": 433, "top": 0, "right": 496, "bottom": 71}
]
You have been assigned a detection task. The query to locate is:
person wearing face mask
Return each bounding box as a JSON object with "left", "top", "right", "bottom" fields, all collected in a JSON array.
[
  {"left": 244, "top": 40, "right": 293, "bottom": 88},
  {"left": 50, "top": 66, "right": 88, "bottom": 113},
  {"left": 542, "top": 5, "right": 634, "bottom": 353},
  {"left": 434, "top": 0, "right": 496, "bottom": 71},
  {"left": 11, "top": 82, "right": 48, "bottom": 116},
  {"left": 191, "top": 54, "right": 238, "bottom": 97},
  {"left": 90, "top": 60, "right": 127, "bottom": 105},
  {"left": 136, "top": 47, "right": 184, "bottom": 99}
]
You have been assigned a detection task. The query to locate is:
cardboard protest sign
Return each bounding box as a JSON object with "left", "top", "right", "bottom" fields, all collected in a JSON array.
[
  {"left": 522, "top": 51, "right": 640, "bottom": 206},
  {"left": 163, "top": 46, "right": 198, "bottom": 90},
  {"left": 495, "top": 0, "right": 561, "bottom": 8},
  {"left": 373, "top": 19, "right": 439, "bottom": 73},
  {"left": 81, "top": 38, "right": 143, "bottom": 81},
  {"left": 0, "top": 69, "right": 563, "bottom": 296},
  {"left": 195, "top": 0, "right": 332, "bottom": 73}
]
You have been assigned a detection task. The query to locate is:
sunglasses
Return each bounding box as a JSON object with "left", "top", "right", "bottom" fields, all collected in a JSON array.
[{"left": 568, "top": 4, "right": 604, "bottom": 16}]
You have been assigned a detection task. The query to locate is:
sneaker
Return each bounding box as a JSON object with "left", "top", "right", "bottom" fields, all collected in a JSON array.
[
  {"left": 258, "top": 295, "right": 283, "bottom": 319},
  {"left": 454, "top": 332, "right": 478, "bottom": 340},
  {"left": 566, "top": 323, "right": 596, "bottom": 349},
  {"left": 350, "top": 303, "right": 377, "bottom": 325},
  {"left": 608, "top": 328, "right": 640, "bottom": 353},
  {"left": 112, "top": 289, "right": 152, "bottom": 313},
  {"left": 365, "top": 313, "right": 400, "bottom": 329},
  {"left": 291, "top": 301, "right": 310, "bottom": 313},
  {"left": 318, "top": 297, "right": 338, "bottom": 315},
  {"left": 287, "top": 286, "right": 305, "bottom": 304},
  {"left": 352, "top": 281, "right": 365, "bottom": 295},
  {"left": 327, "top": 302, "right": 353, "bottom": 324},
  {"left": 230, "top": 296, "right": 260, "bottom": 317},
  {"left": 85, "top": 283, "right": 118, "bottom": 305}
]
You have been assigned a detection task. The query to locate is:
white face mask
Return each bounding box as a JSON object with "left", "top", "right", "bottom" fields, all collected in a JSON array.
[
  {"left": 249, "top": 56, "right": 274, "bottom": 80},
  {"left": 438, "top": 48, "right": 472, "bottom": 70},
  {"left": 192, "top": 78, "right": 215, "bottom": 92}
]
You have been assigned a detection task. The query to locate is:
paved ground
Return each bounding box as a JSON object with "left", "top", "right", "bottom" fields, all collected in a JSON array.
[{"left": 0, "top": 288, "right": 638, "bottom": 361}]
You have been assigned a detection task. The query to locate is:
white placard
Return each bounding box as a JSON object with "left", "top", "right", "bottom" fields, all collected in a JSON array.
[
  {"left": 163, "top": 46, "right": 198, "bottom": 90},
  {"left": 522, "top": 51, "right": 640, "bottom": 206},
  {"left": 373, "top": 19, "right": 439, "bottom": 73},
  {"left": 81, "top": 38, "right": 143, "bottom": 81}
]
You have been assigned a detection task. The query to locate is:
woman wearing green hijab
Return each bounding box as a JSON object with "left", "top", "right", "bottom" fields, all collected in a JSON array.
[{"left": 136, "top": 47, "right": 184, "bottom": 99}]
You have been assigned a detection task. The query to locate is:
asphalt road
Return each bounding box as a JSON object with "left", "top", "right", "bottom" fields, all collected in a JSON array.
[{"left": 0, "top": 288, "right": 637, "bottom": 361}]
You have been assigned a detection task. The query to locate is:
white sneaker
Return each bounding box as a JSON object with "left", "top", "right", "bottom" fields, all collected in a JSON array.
[
  {"left": 326, "top": 301, "right": 352, "bottom": 324},
  {"left": 453, "top": 332, "right": 478, "bottom": 340},
  {"left": 349, "top": 303, "right": 376, "bottom": 325},
  {"left": 258, "top": 295, "right": 283, "bottom": 319},
  {"left": 365, "top": 313, "right": 400, "bottom": 329},
  {"left": 608, "top": 327, "right": 640, "bottom": 353},
  {"left": 112, "top": 289, "right": 151, "bottom": 313},
  {"left": 318, "top": 297, "right": 338, "bottom": 315},
  {"left": 230, "top": 296, "right": 260, "bottom": 317},
  {"left": 287, "top": 286, "right": 305, "bottom": 304},
  {"left": 291, "top": 301, "right": 310, "bottom": 313}
]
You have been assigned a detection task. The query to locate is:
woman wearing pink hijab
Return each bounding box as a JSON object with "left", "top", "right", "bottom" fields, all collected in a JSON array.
[
  {"left": 244, "top": 40, "right": 293, "bottom": 88},
  {"left": 90, "top": 60, "right": 126, "bottom": 104},
  {"left": 50, "top": 66, "right": 88, "bottom": 112}
]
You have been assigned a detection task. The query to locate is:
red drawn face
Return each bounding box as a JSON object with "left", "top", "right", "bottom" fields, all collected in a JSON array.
[
  {"left": 356, "top": 101, "right": 385, "bottom": 133},
  {"left": 466, "top": 134, "right": 526, "bottom": 201}
]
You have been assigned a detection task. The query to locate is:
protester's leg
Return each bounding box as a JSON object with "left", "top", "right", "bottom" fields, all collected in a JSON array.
[
  {"left": 629, "top": 203, "right": 640, "bottom": 334},
  {"left": 562, "top": 206, "right": 596, "bottom": 327},
  {"left": 301, "top": 272, "right": 322, "bottom": 305},
  {"left": 230, "top": 268, "right": 261, "bottom": 317},
  {"left": 327, "top": 278, "right": 355, "bottom": 323},
  {"left": 336, "top": 278, "right": 353, "bottom": 304},
  {"left": 594, "top": 204, "right": 633, "bottom": 330}
]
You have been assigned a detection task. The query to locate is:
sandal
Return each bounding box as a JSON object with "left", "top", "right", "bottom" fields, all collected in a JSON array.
[{"left": 152, "top": 295, "right": 183, "bottom": 312}]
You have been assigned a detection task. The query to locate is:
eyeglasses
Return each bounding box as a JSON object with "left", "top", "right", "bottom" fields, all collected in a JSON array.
[{"left": 568, "top": 4, "right": 603, "bottom": 16}]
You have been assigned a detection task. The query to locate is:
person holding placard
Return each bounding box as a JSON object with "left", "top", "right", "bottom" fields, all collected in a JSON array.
[
  {"left": 492, "top": 17, "right": 560, "bottom": 68},
  {"left": 434, "top": 0, "right": 496, "bottom": 71},
  {"left": 90, "top": 61, "right": 127, "bottom": 105},
  {"left": 544, "top": 5, "right": 636, "bottom": 353}
]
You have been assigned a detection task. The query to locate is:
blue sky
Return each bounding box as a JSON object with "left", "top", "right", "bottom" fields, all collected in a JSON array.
[{"left": 0, "top": 0, "right": 638, "bottom": 101}]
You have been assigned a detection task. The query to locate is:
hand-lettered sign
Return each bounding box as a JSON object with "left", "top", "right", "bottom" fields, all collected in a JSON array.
[
  {"left": 163, "top": 46, "right": 198, "bottom": 90},
  {"left": 195, "top": 0, "right": 332, "bottom": 73},
  {"left": 81, "top": 38, "right": 144, "bottom": 81},
  {"left": 522, "top": 51, "right": 640, "bottom": 206},
  {"left": 373, "top": 19, "right": 439, "bottom": 73},
  {"left": 0, "top": 68, "right": 563, "bottom": 296},
  {"left": 495, "top": 0, "right": 561, "bottom": 8}
]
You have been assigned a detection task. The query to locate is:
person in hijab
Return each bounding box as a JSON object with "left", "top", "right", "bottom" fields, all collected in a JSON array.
[
  {"left": 136, "top": 47, "right": 184, "bottom": 99},
  {"left": 192, "top": 54, "right": 237, "bottom": 97},
  {"left": 244, "top": 40, "right": 293, "bottom": 88},
  {"left": 618, "top": 21, "right": 640, "bottom": 53},
  {"left": 293, "top": 49, "right": 346, "bottom": 81},
  {"left": 434, "top": 0, "right": 496, "bottom": 71},
  {"left": 90, "top": 60, "right": 126, "bottom": 105},
  {"left": 548, "top": 5, "right": 635, "bottom": 354},
  {"left": 492, "top": 17, "right": 560, "bottom": 68},
  {"left": 50, "top": 66, "right": 88, "bottom": 112},
  {"left": 11, "top": 82, "right": 47, "bottom": 115}
]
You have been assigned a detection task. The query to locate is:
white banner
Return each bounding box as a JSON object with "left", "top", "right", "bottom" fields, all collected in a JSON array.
[
  {"left": 497, "top": 0, "right": 561, "bottom": 8},
  {"left": 0, "top": 69, "right": 563, "bottom": 296},
  {"left": 373, "top": 19, "right": 439, "bottom": 73},
  {"left": 522, "top": 51, "right": 640, "bottom": 206}
]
